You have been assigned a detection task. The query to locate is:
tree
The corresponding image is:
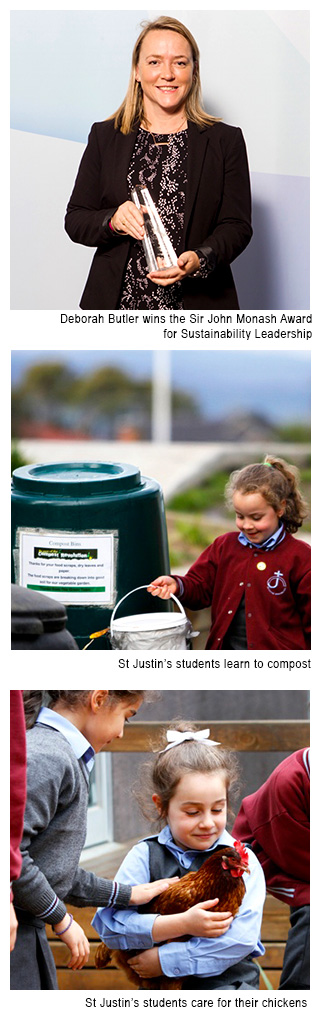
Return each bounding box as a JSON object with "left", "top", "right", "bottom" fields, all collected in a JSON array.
[{"left": 12, "top": 362, "right": 198, "bottom": 438}]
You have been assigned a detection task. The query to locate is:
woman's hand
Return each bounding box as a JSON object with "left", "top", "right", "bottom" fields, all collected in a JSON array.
[
  {"left": 129, "top": 947, "right": 163, "bottom": 979},
  {"left": 130, "top": 877, "right": 179, "bottom": 906},
  {"left": 111, "top": 201, "right": 145, "bottom": 239},
  {"left": 181, "top": 900, "right": 233, "bottom": 938},
  {"left": 147, "top": 251, "right": 200, "bottom": 286},
  {"left": 147, "top": 576, "right": 178, "bottom": 600},
  {"left": 53, "top": 915, "right": 90, "bottom": 970}
]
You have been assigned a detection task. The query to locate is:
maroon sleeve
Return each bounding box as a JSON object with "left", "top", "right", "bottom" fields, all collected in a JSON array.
[
  {"left": 294, "top": 562, "right": 311, "bottom": 647},
  {"left": 10, "top": 691, "right": 27, "bottom": 896},
  {"left": 232, "top": 750, "right": 310, "bottom": 906},
  {"left": 173, "top": 542, "right": 218, "bottom": 610}
]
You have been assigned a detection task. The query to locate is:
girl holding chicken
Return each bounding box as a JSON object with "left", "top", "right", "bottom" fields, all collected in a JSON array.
[
  {"left": 10, "top": 690, "right": 179, "bottom": 990},
  {"left": 148, "top": 456, "right": 311, "bottom": 651},
  {"left": 93, "top": 724, "right": 266, "bottom": 989}
]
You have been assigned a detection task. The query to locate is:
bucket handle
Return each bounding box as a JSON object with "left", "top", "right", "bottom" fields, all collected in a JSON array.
[{"left": 110, "top": 585, "right": 187, "bottom": 636}]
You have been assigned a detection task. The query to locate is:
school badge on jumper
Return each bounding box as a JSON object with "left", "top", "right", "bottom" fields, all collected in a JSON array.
[
  {"left": 257, "top": 561, "right": 267, "bottom": 571},
  {"left": 267, "top": 570, "right": 287, "bottom": 595}
]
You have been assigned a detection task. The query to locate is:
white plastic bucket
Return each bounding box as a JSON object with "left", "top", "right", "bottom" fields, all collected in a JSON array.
[{"left": 109, "top": 586, "right": 196, "bottom": 650}]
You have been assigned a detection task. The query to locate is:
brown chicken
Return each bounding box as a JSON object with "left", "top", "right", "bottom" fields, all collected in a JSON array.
[{"left": 95, "top": 841, "right": 250, "bottom": 990}]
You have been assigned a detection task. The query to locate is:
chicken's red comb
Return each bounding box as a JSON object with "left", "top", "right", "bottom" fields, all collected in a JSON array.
[{"left": 233, "top": 840, "right": 249, "bottom": 866}]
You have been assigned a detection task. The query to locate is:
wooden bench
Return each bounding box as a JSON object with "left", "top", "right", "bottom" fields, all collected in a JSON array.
[{"left": 47, "top": 719, "right": 309, "bottom": 991}]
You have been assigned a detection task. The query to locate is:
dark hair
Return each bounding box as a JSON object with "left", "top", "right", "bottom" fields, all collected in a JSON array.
[
  {"left": 136, "top": 720, "right": 241, "bottom": 828},
  {"left": 225, "top": 455, "right": 308, "bottom": 533},
  {"left": 23, "top": 690, "right": 149, "bottom": 730}
]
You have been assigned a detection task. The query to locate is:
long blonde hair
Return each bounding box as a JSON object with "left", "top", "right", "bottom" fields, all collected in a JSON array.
[{"left": 109, "top": 16, "right": 220, "bottom": 134}]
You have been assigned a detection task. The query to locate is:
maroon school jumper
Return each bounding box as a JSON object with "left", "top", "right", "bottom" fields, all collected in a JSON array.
[
  {"left": 174, "top": 531, "right": 310, "bottom": 650},
  {"left": 10, "top": 691, "right": 27, "bottom": 898},
  {"left": 232, "top": 749, "right": 310, "bottom": 907}
]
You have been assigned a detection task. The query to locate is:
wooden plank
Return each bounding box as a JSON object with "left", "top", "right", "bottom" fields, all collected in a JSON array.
[
  {"left": 49, "top": 941, "right": 286, "bottom": 972},
  {"left": 261, "top": 896, "right": 290, "bottom": 941},
  {"left": 262, "top": 918, "right": 290, "bottom": 941},
  {"left": 56, "top": 969, "right": 137, "bottom": 990},
  {"left": 259, "top": 971, "right": 280, "bottom": 991},
  {"left": 56, "top": 968, "right": 280, "bottom": 991},
  {"left": 102, "top": 720, "right": 309, "bottom": 754},
  {"left": 263, "top": 895, "right": 289, "bottom": 916},
  {"left": 262, "top": 944, "right": 285, "bottom": 968}
]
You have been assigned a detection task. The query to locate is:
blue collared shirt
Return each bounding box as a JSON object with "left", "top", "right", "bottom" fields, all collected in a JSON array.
[
  {"left": 36, "top": 706, "right": 95, "bottom": 773},
  {"left": 238, "top": 522, "right": 286, "bottom": 551},
  {"left": 92, "top": 826, "right": 265, "bottom": 979},
  {"left": 175, "top": 525, "right": 286, "bottom": 598}
]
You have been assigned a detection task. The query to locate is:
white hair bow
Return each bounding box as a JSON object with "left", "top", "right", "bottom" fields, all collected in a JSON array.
[{"left": 159, "top": 728, "right": 220, "bottom": 754}]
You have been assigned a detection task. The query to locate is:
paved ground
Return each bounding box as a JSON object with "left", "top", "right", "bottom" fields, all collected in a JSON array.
[{"left": 15, "top": 438, "right": 310, "bottom": 501}]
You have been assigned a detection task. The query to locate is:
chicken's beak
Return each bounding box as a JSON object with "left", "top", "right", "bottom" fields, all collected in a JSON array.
[{"left": 221, "top": 855, "right": 250, "bottom": 876}]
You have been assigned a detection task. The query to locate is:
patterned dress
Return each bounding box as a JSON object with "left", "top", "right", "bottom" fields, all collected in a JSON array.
[{"left": 119, "top": 127, "right": 188, "bottom": 310}]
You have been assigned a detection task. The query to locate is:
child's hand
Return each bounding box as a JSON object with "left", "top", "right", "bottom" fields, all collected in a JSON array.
[
  {"left": 147, "top": 576, "right": 178, "bottom": 599},
  {"left": 130, "top": 877, "right": 179, "bottom": 905},
  {"left": 53, "top": 915, "right": 90, "bottom": 970},
  {"left": 129, "top": 947, "right": 163, "bottom": 978},
  {"left": 10, "top": 902, "right": 18, "bottom": 951},
  {"left": 182, "top": 900, "right": 233, "bottom": 938}
]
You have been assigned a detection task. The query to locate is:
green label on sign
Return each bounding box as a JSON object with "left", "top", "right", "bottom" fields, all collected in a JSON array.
[{"left": 27, "top": 585, "right": 106, "bottom": 593}]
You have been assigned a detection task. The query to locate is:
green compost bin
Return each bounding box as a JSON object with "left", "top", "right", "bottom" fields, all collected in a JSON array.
[{"left": 11, "top": 461, "right": 171, "bottom": 648}]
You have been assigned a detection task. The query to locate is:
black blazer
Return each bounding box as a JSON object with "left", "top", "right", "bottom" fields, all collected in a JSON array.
[{"left": 65, "top": 119, "right": 252, "bottom": 310}]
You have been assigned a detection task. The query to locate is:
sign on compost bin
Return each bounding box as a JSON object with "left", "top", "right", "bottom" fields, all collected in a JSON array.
[{"left": 17, "top": 528, "right": 116, "bottom": 605}]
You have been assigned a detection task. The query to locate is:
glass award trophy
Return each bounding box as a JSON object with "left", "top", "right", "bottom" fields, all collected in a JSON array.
[{"left": 131, "top": 186, "right": 178, "bottom": 272}]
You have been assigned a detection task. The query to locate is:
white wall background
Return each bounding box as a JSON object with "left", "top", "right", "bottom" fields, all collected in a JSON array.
[{"left": 10, "top": 10, "right": 310, "bottom": 310}]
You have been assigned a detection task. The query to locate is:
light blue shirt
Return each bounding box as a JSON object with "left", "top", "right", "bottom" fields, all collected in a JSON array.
[
  {"left": 36, "top": 706, "right": 95, "bottom": 773},
  {"left": 92, "top": 826, "right": 265, "bottom": 979},
  {"left": 238, "top": 522, "right": 286, "bottom": 551},
  {"left": 175, "top": 525, "right": 286, "bottom": 598}
]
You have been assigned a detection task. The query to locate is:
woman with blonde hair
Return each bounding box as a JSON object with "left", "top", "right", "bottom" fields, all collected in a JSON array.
[{"left": 65, "top": 16, "right": 252, "bottom": 310}]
